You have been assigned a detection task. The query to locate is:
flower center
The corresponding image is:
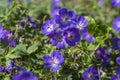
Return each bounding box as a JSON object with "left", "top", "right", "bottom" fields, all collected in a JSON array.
[
  {"left": 8, "top": 33, "right": 14, "bottom": 40},
  {"left": 51, "top": 58, "right": 58, "bottom": 67},
  {"left": 88, "top": 73, "right": 94, "bottom": 80},
  {"left": 96, "top": 50, "right": 101, "bottom": 54},
  {"left": 117, "top": 21, "right": 120, "bottom": 28},
  {"left": 54, "top": 34, "right": 63, "bottom": 42},
  {"left": 67, "top": 33, "right": 74, "bottom": 40},
  {"left": 62, "top": 16, "right": 69, "bottom": 22},
  {"left": 76, "top": 20, "right": 86, "bottom": 29},
  {"left": 76, "top": 21, "right": 84, "bottom": 29},
  {"left": 47, "top": 24, "right": 53, "bottom": 32}
]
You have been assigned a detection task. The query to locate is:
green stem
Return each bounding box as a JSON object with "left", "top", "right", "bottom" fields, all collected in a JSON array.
[
  {"left": 54, "top": 72, "right": 57, "bottom": 80},
  {"left": 118, "top": 8, "right": 120, "bottom": 15}
]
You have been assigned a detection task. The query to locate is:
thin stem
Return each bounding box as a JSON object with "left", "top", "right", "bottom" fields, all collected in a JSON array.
[{"left": 53, "top": 72, "right": 57, "bottom": 80}]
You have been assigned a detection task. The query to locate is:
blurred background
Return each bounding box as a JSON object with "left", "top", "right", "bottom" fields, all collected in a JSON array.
[{"left": 0, "top": 0, "right": 119, "bottom": 25}]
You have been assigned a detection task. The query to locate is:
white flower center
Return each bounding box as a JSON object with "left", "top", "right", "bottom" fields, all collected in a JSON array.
[
  {"left": 88, "top": 73, "right": 94, "bottom": 79},
  {"left": 47, "top": 24, "right": 53, "bottom": 32},
  {"left": 51, "top": 58, "right": 59, "bottom": 67},
  {"left": 62, "top": 16, "right": 69, "bottom": 22},
  {"left": 96, "top": 50, "right": 101, "bottom": 55},
  {"left": 67, "top": 32, "right": 74, "bottom": 40},
  {"left": 76, "top": 20, "right": 86, "bottom": 29},
  {"left": 117, "top": 21, "right": 120, "bottom": 28}
]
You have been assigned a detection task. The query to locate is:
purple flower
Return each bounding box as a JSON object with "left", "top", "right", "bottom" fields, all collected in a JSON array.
[
  {"left": 0, "top": 25, "right": 3, "bottom": 39},
  {"left": 94, "top": 47, "right": 109, "bottom": 66},
  {"left": 112, "top": 16, "right": 120, "bottom": 32},
  {"left": 19, "top": 16, "right": 36, "bottom": 28},
  {"left": 104, "top": 47, "right": 112, "bottom": 55},
  {"left": 52, "top": 0, "right": 61, "bottom": 4},
  {"left": 50, "top": 30, "right": 66, "bottom": 49},
  {"left": 111, "top": 0, "right": 120, "bottom": 7},
  {"left": 19, "top": 21, "right": 25, "bottom": 28},
  {"left": 1, "top": 30, "right": 11, "bottom": 39},
  {"left": 55, "top": 8, "right": 75, "bottom": 29},
  {"left": 116, "top": 56, "right": 120, "bottom": 65},
  {"left": 6, "top": 0, "right": 12, "bottom": 6},
  {"left": 7, "top": 60, "right": 14, "bottom": 67},
  {"left": 95, "top": 47, "right": 105, "bottom": 58},
  {"left": 110, "top": 75, "right": 120, "bottom": 80},
  {"left": 116, "top": 66, "right": 120, "bottom": 75},
  {"left": 11, "top": 71, "right": 38, "bottom": 80},
  {"left": 5, "top": 60, "right": 23, "bottom": 74},
  {"left": 2, "top": 30, "right": 16, "bottom": 47},
  {"left": 6, "top": 60, "right": 14, "bottom": 74},
  {"left": 41, "top": 20, "right": 56, "bottom": 35},
  {"left": 0, "top": 66, "right": 4, "bottom": 72},
  {"left": 25, "top": 0, "right": 30, "bottom": 3},
  {"left": 51, "top": 5, "right": 61, "bottom": 18},
  {"left": 13, "top": 65, "right": 23, "bottom": 71},
  {"left": 7, "top": 37, "right": 16, "bottom": 47},
  {"left": 42, "top": 50, "right": 64, "bottom": 72},
  {"left": 82, "top": 66, "right": 99, "bottom": 80},
  {"left": 74, "top": 16, "right": 88, "bottom": 30},
  {"left": 108, "top": 34, "right": 113, "bottom": 39},
  {"left": 112, "top": 37, "right": 120, "bottom": 50},
  {"left": 64, "top": 27, "right": 80, "bottom": 46},
  {"left": 96, "top": 0, "right": 104, "bottom": 6},
  {"left": 81, "top": 29, "right": 94, "bottom": 42},
  {"left": 0, "top": 25, "right": 16, "bottom": 47},
  {"left": 110, "top": 66, "right": 120, "bottom": 80}
]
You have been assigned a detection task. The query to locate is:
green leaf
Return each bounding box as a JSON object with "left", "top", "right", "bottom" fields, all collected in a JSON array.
[
  {"left": 27, "top": 42, "right": 38, "bottom": 54},
  {"left": 6, "top": 44, "right": 27, "bottom": 59}
]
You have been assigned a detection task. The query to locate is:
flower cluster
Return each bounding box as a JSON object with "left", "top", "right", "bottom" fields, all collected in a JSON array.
[
  {"left": 0, "top": 25, "right": 16, "bottom": 47},
  {"left": 1, "top": 0, "right": 120, "bottom": 79},
  {"left": 41, "top": 1, "right": 94, "bottom": 49},
  {"left": 92, "top": 35, "right": 120, "bottom": 79}
]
